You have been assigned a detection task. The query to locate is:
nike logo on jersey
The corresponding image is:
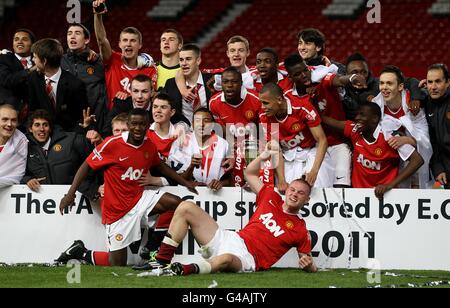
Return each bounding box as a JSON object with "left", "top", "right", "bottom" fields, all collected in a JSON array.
[
  {"left": 355, "top": 142, "right": 364, "bottom": 148},
  {"left": 269, "top": 200, "right": 276, "bottom": 207},
  {"left": 119, "top": 157, "right": 129, "bottom": 162}
]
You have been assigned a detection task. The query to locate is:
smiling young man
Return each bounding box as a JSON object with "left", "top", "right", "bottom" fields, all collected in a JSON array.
[
  {"left": 209, "top": 67, "right": 277, "bottom": 188},
  {"left": 252, "top": 48, "right": 287, "bottom": 93},
  {"left": 140, "top": 142, "right": 316, "bottom": 276},
  {"left": 57, "top": 109, "right": 197, "bottom": 267},
  {"left": 322, "top": 102, "right": 424, "bottom": 198},
  {"left": 93, "top": 0, "right": 157, "bottom": 110},
  {"left": 22, "top": 109, "right": 92, "bottom": 192},
  {"left": 0, "top": 104, "right": 28, "bottom": 188},
  {"left": 372, "top": 65, "right": 432, "bottom": 189},
  {"left": 0, "top": 29, "right": 36, "bottom": 111},
  {"left": 103, "top": 75, "right": 153, "bottom": 136}
]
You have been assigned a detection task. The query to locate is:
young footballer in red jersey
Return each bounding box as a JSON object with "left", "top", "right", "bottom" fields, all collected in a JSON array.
[
  {"left": 259, "top": 83, "right": 327, "bottom": 187},
  {"left": 283, "top": 54, "right": 366, "bottom": 188},
  {"left": 139, "top": 141, "right": 316, "bottom": 276},
  {"left": 209, "top": 67, "right": 266, "bottom": 188},
  {"left": 322, "top": 102, "right": 424, "bottom": 199},
  {"left": 56, "top": 109, "right": 197, "bottom": 267},
  {"left": 93, "top": 0, "right": 157, "bottom": 110}
]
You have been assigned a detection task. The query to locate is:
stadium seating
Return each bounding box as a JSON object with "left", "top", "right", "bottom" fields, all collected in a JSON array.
[
  {"left": 0, "top": 0, "right": 449, "bottom": 78},
  {"left": 199, "top": 0, "right": 450, "bottom": 78},
  {"left": 429, "top": 0, "right": 450, "bottom": 16},
  {"left": 146, "top": 0, "right": 194, "bottom": 19},
  {"left": 0, "top": 0, "right": 16, "bottom": 18},
  {"left": 322, "top": 0, "right": 366, "bottom": 18}
]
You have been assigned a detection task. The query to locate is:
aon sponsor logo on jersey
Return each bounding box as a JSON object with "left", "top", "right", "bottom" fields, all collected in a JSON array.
[
  {"left": 281, "top": 133, "right": 305, "bottom": 150},
  {"left": 357, "top": 154, "right": 381, "bottom": 171},
  {"left": 121, "top": 167, "right": 145, "bottom": 181},
  {"left": 259, "top": 213, "right": 285, "bottom": 238}
]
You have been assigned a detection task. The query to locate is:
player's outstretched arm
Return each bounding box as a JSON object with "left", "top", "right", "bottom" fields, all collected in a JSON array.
[
  {"left": 298, "top": 253, "right": 318, "bottom": 273},
  {"left": 59, "top": 161, "right": 92, "bottom": 215},
  {"left": 93, "top": 0, "right": 112, "bottom": 63},
  {"left": 321, "top": 115, "right": 345, "bottom": 132},
  {"left": 332, "top": 74, "right": 367, "bottom": 89},
  {"left": 375, "top": 150, "right": 424, "bottom": 199},
  {"left": 156, "top": 161, "right": 198, "bottom": 194},
  {"left": 244, "top": 141, "right": 279, "bottom": 194}
]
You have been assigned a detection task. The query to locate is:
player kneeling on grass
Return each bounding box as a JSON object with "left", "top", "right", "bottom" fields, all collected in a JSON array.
[
  {"left": 56, "top": 108, "right": 197, "bottom": 267},
  {"left": 138, "top": 141, "right": 317, "bottom": 276}
]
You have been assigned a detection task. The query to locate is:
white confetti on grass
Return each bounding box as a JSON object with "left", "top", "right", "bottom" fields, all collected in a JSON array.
[{"left": 208, "top": 280, "right": 218, "bottom": 288}]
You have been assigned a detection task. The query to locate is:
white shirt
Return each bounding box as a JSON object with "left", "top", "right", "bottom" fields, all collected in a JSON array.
[
  {"left": 14, "top": 54, "right": 32, "bottom": 69},
  {"left": 45, "top": 68, "right": 62, "bottom": 100},
  {"left": 182, "top": 73, "right": 207, "bottom": 124}
]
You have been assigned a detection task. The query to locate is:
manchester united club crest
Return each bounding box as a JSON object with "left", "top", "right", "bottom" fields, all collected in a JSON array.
[
  {"left": 245, "top": 110, "right": 255, "bottom": 120},
  {"left": 144, "top": 152, "right": 149, "bottom": 160},
  {"left": 86, "top": 67, "right": 95, "bottom": 75},
  {"left": 115, "top": 234, "right": 124, "bottom": 242},
  {"left": 374, "top": 148, "right": 383, "bottom": 157},
  {"left": 285, "top": 220, "right": 294, "bottom": 230},
  {"left": 53, "top": 144, "right": 63, "bottom": 152},
  {"left": 292, "top": 123, "right": 301, "bottom": 132}
]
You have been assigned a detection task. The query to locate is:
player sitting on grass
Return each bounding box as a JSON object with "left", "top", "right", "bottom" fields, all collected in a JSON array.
[{"left": 137, "top": 141, "right": 317, "bottom": 276}]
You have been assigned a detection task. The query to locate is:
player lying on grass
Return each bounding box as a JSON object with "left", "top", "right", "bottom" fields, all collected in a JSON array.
[{"left": 135, "top": 141, "right": 317, "bottom": 275}]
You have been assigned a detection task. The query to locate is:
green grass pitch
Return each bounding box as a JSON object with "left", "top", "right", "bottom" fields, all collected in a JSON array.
[{"left": 1, "top": 265, "right": 450, "bottom": 288}]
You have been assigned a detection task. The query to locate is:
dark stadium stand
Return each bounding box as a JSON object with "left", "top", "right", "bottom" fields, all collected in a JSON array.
[
  {"left": 201, "top": 0, "right": 450, "bottom": 78},
  {"left": 0, "top": 0, "right": 449, "bottom": 78}
]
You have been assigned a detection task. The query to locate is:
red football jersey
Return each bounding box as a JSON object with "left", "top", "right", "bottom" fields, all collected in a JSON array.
[
  {"left": 251, "top": 70, "right": 288, "bottom": 93},
  {"left": 209, "top": 88, "right": 261, "bottom": 128},
  {"left": 0, "top": 145, "right": 4, "bottom": 153},
  {"left": 238, "top": 185, "right": 311, "bottom": 271},
  {"left": 104, "top": 52, "right": 157, "bottom": 110},
  {"left": 313, "top": 74, "right": 347, "bottom": 146},
  {"left": 147, "top": 124, "right": 176, "bottom": 159},
  {"left": 260, "top": 95, "right": 321, "bottom": 151},
  {"left": 344, "top": 121, "right": 415, "bottom": 188},
  {"left": 209, "top": 88, "right": 261, "bottom": 187},
  {"left": 87, "top": 133, "right": 161, "bottom": 225}
]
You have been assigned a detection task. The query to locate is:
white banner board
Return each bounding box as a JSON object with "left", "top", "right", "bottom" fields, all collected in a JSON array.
[{"left": 0, "top": 185, "right": 449, "bottom": 270}]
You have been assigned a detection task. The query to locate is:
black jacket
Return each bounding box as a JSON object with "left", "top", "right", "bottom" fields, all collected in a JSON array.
[
  {"left": 21, "top": 126, "right": 92, "bottom": 185},
  {"left": 162, "top": 73, "right": 214, "bottom": 126},
  {"left": 28, "top": 70, "right": 88, "bottom": 133},
  {"left": 61, "top": 49, "right": 108, "bottom": 133},
  {"left": 0, "top": 52, "right": 30, "bottom": 110},
  {"left": 342, "top": 72, "right": 380, "bottom": 120},
  {"left": 425, "top": 87, "right": 450, "bottom": 188},
  {"left": 102, "top": 97, "right": 137, "bottom": 137}
]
